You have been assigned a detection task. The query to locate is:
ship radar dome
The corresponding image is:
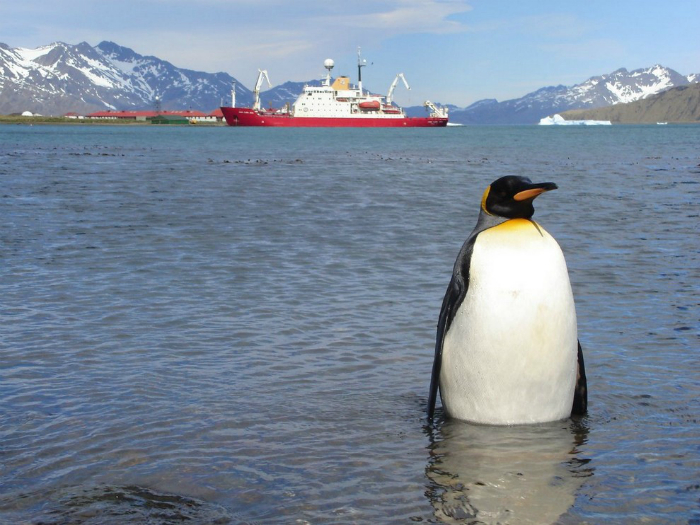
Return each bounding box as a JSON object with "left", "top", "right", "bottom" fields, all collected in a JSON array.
[{"left": 324, "top": 59, "right": 335, "bottom": 70}]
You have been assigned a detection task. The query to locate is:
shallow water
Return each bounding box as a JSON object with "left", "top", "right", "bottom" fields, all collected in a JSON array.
[{"left": 1, "top": 124, "right": 699, "bottom": 523}]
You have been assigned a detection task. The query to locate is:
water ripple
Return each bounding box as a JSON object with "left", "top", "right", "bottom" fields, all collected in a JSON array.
[{"left": 1, "top": 125, "right": 699, "bottom": 523}]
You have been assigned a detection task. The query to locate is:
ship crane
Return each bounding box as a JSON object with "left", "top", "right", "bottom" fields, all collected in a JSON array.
[
  {"left": 387, "top": 73, "right": 410, "bottom": 105},
  {"left": 424, "top": 100, "right": 449, "bottom": 119},
  {"left": 253, "top": 69, "right": 272, "bottom": 111}
]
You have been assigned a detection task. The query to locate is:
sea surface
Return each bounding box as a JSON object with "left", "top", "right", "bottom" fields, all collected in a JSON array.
[{"left": 1, "top": 123, "right": 698, "bottom": 524}]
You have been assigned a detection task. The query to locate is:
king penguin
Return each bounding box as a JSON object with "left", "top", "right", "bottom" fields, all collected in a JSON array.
[{"left": 427, "top": 176, "right": 587, "bottom": 424}]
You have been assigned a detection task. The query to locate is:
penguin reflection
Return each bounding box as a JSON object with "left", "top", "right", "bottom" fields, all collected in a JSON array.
[{"left": 425, "top": 419, "right": 591, "bottom": 524}]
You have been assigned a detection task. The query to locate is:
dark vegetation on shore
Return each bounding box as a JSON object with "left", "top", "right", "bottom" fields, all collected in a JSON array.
[
  {"left": 559, "top": 84, "right": 700, "bottom": 124},
  {"left": 0, "top": 115, "right": 225, "bottom": 126}
]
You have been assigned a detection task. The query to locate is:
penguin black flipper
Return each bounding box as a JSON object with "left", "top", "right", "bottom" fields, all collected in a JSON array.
[
  {"left": 428, "top": 234, "right": 477, "bottom": 420},
  {"left": 427, "top": 275, "right": 462, "bottom": 419},
  {"left": 571, "top": 340, "right": 588, "bottom": 415}
]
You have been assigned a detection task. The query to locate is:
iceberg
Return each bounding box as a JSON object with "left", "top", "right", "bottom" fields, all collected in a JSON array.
[{"left": 539, "top": 114, "right": 611, "bottom": 126}]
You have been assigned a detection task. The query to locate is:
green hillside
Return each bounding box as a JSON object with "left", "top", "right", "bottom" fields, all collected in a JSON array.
[{"left": 559, "top": 84, "right": 700, "bottom": 123}]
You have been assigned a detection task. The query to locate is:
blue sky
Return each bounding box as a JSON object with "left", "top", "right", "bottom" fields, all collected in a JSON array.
[{"left": 2, "top": 0, "right": 698, "bottom": 107}]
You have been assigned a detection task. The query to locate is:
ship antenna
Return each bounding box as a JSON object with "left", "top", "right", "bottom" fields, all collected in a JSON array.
[{"left": 231, "top": 80, "right": 236, "bottom": 108}]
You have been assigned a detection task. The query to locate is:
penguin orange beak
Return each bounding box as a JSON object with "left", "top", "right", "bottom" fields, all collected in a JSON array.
[{"left": 513, "top": 182, "right": 557, "bottom": 202}]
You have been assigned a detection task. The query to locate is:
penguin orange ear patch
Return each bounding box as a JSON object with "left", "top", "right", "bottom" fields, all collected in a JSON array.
[{"left": 480, "top": 186, "right": 492, "bottom": 211}]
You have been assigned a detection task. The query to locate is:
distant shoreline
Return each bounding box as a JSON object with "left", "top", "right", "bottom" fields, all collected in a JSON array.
[
  {"left": 0, "top": 115, "right": 225, "bottom": 126},
  {"left": 3, "top": 114, "right": 697, "bottom": 127}
]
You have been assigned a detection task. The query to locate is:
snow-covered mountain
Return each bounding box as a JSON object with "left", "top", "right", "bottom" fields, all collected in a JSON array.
[
  {"left": 0, "top": 40, "right": 697, "bottom": 123},
  {"left": 449, "top": 65, "right": 699, "bottom": 125},
  {"left": 0, "top": 41, "right": 253, "bottom": 115}
]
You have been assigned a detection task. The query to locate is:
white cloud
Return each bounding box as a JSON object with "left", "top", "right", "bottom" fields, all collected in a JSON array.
[
  {"left": 110, "top": 0, "right": 473, "bottom": 81},
  {"left": 316, "top": 0, "right": 472, "bottom": 34}
]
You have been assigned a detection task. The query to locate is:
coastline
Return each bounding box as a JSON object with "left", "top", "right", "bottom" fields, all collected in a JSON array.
[{"left": 0, "top": 115, "right": 226, "bottom": 126}]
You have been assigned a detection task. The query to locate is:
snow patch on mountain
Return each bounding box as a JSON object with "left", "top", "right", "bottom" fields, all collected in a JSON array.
[{"left": 16, "top": 45, "right": 53, "bottom": 62}]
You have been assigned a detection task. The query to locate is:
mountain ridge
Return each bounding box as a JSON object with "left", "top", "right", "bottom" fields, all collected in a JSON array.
[
  {"left": 0, "top": 40, "right": 254, "bottom": 115},
  {"left": 1, "top": 40, "right": 697, "bottom": 123},
  {"left": 446, "top": 64, "right": 698, "bottom": 124}
]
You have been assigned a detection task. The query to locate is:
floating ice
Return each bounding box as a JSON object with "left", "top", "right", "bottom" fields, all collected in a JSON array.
[{"left": 539, "top": 114, "right": 611, "bottom": 126}]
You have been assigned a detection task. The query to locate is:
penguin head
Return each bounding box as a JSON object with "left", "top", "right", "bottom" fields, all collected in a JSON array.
[{"left": 481, "top": 176, "right": 558, "bottom": 219}]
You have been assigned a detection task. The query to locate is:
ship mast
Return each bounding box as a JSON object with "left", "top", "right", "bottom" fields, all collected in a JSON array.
[{"left": 357, "top": 47, "right": 367, "bottom": 95}]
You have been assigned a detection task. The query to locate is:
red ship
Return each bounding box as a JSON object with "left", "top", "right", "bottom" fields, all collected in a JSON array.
[{"left": 220, "top": 50, "right": 448, "bottom": 128}]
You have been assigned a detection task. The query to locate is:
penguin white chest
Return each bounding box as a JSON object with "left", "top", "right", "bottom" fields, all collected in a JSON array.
[{"left": 441, "top": 219, "right": 578, "bottom": 424}]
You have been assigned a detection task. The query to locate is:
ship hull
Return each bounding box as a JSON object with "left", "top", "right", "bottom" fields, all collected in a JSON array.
[{"left": 220, "top": 107, "right": 447, "bottom": 128}]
